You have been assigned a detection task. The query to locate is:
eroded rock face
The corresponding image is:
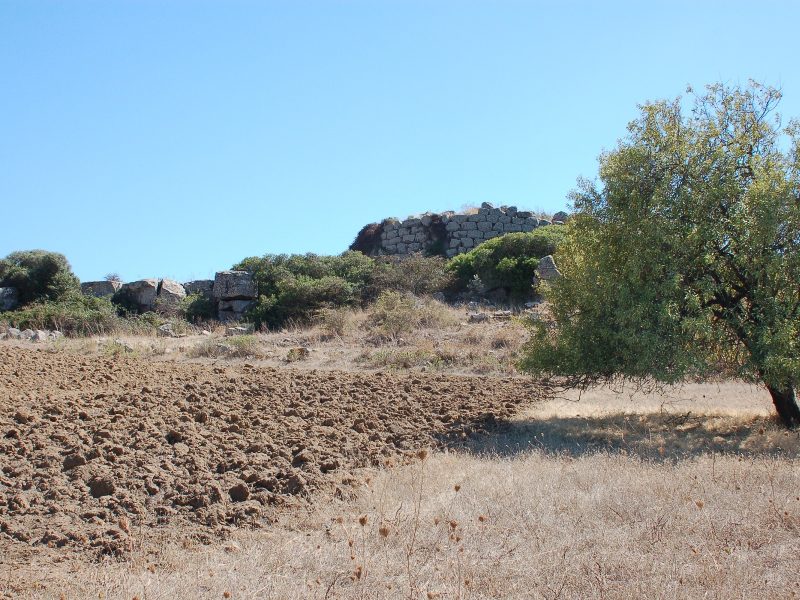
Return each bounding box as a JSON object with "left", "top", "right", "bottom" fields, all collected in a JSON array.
[
  {"left": 80, "top": 281, "right": 121, "bottom": 298},
  {"left": 183, "top": 280, "right": 214, "bottom": 298},
  {"left": 155, "top": 279, "right": 186, "bottom": 314},
  {"left": 536, "top": 255, "right": 562, "bottom": 281},
  {"left": 0, "top": 287, "right": 19, "bottom": 311},
  {"left": 213, "top": 271, "right": 257, "bottom": 301},
  {"left": 119, "top": 279, "right": 159, "bottom": 312}
]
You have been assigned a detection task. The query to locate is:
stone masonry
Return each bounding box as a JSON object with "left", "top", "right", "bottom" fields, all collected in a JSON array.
[{"left": 372, "top": 203, "right": 560, "bottom": 258}]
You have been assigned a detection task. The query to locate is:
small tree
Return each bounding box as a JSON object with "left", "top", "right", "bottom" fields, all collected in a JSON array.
[
  {"left": 520, "top": 81, "right": 800, "bottom": 428},
  {"left": 0, "top": 250, "right": 80, "bottom": 305}
]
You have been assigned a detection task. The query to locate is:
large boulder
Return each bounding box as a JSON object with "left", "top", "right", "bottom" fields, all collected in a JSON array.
[
  {"left": 80, "top": 280, "right": 121, "bottom": 298},
  {"left": 552, "top": 211, "right": 569, "bottom": 223},
  {"left": 118, "top": 279, "right": 159, "bottom": 312},
  {"left": 155, "top": 279, "right": 186, "bottom": 314},
  {"left": 183, "top": 279, "right": 214, "bottom": 298},
  {"left": 213, "top": 271, "right": 256, "bottom": 300},
  {"left": 535, "top": 255, "right": 562, "bottom": 281},
  {"left": 0, "top": 287, "right": 19, "bottom": 311}
]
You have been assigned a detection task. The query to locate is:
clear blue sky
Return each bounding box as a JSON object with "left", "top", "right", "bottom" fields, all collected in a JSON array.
[{"left": 1, "top": 1, "right": 798, "bottom": 283}]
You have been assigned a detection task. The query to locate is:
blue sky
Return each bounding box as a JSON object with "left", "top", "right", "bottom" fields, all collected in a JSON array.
[{"left": 1, "top": 0, "right": 798, "bottom": 282}]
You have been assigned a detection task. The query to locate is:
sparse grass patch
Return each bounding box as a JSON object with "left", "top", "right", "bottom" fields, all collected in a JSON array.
[
  {"left": 367, "top": 291, "right": 457, "bottom": 340},
  {"left": 187, "top": 334, "right": 262, "bottom": 359}
]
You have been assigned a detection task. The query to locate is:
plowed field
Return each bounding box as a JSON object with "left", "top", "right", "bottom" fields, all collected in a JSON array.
[{"left": 0, "top": 345, "right": 540, "bottom": 558}]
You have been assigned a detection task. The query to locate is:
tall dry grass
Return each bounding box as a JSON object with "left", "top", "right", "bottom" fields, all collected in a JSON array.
[{"left": 23, "top": 439, "right": 800, "bottom": 599}]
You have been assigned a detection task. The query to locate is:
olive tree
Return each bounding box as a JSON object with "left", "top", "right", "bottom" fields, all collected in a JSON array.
[
  {"left": 0, "top": 250, "right": 80, "bottom": 305},
  {"left": 520, "top": 82, "right": 800, "bottom": 427}
]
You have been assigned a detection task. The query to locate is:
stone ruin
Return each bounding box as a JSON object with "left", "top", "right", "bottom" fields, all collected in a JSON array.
[
  {"left": 352, "top": 203, "right": 569, "bottom": 258},
  {"left": 78, "top": 270, "right": 258, "bottom": 322}
]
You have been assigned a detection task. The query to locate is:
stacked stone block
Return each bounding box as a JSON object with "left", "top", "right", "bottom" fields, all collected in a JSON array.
[{"left": 377, "top": 203, "right": 549, "bottom": 258}]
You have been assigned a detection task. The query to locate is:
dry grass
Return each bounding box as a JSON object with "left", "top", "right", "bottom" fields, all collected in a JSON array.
[
  {"left": 5, "top": 381, "right": 800, "bottom": 599},
  {"left": 23, "top": 445, "right": 800, "bottom": 599},
  {"left": 3, "top": 298, "right": 528, "bottom": 376}
]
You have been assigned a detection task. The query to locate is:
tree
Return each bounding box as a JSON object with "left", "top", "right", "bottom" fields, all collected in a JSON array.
[
  {"left": 519, "top": 81, "right": 800, "bottom": 428},
  {"left": 0, "top": 250, "right": 80, "bottom": 306}
]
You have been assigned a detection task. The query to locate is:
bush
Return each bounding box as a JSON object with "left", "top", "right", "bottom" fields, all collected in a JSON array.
[
  {"left": 0, "top": 250, "right": 80, "bottom": 305},
  {"left": 1, "top": 292, "right": 120, "bottom": 336},
  {"left": 371, "top": 254, "right": 454, "bottom": 297},
  {"left": 367, "top": 291, "right": 457, "bottom": 339},
  {"left": 447, "top": 227, "right": 566, "bottom": 300},
  {"left": 233, "top": 252, "right": 377, "bottom": 329},
  {"left": 181, "top": 293, "right": 216, "bottom": 322}
]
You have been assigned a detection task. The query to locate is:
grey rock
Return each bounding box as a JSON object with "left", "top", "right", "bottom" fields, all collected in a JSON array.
[
  {"left": 183, "top": 280, "right": 214, "bottom": 298},
  {"left": 20, "top": 329, "right": 35, "bottom": 340},
  {"left": 536, "top": 255, "right": 562, "bottom": 281},
  {"left": 213, "top": 271, "right": 257, "bottom": 300},
  {"left": 218, "top": 299, "right": 253, "bottom": 314},
  {"left": 225, "top": 326, "right": 252, "bottom": 336},
  {"left": 5, "top": 327, "right": 21, "bottom": 339},
  {"left": 552, "top": 211, "right": 569, "bottom": 222},
  {"left": 480, "top": 202, "right": 494, "bottom": 209},
  {"left": 80, "top": 281, "right": 121, "bottom": 298},
  {"left": 0, "top": 287, "right": 18, "bottom": 311},
  {"left": 477, "top": 221, "right": 493, "bottom": 232},
  {"left": 155, "top": 279, "right": 186, "bottom": 314},
  {"left": 538, "top": 219, "right": 551, "bottom": 226},
  {"left": 31, "top": 330, "right": 50, "bottom": 342},
  {"left": 120, "top": 279, "right": 159, "bottom": 312},
  {"left": 468, "top": 313, "right": 490, "bottom": 323}
]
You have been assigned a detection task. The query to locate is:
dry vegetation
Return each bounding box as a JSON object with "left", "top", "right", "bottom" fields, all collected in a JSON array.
[{"left": 2, "top": 311, "right": 800, "bottom": 599}]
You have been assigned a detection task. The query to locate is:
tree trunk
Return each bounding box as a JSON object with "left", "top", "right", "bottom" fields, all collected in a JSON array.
[{"left": 767, "top": 384, "right": 800, "bottom": 429}]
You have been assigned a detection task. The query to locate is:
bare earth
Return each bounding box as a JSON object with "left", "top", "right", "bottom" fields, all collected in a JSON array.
[
  {"left": 2, "top": 336, "right": 799, "bottom": 599},
  {"left": 0, "top": 344, "right": 540, "bottom": 560}
]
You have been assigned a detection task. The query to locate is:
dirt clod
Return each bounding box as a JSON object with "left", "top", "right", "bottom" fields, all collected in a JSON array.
[{"left": 0, "top": 345, "right": 539, "bottom": 558}]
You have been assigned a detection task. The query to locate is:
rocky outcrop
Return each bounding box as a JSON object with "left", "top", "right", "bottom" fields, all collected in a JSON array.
[
  {"left": 118, "top": 279, "right": 159, "bottom": 312},
  {"left": 155, "top": 279, "right": 186, "bottom": 314},
  {"left": 214, "top": 271, "right": 257, "bottom": 322},
  {"left": 183, "top": 280, "right": 214, "bottom": 298},
  {"left": 552, "top": 211, "right": 569, "bottom": 223},
  {"left": 356, "top": 203, "right": 564, "bottom": 258},
  {"left": 213, "top": 271, "right": 257, "bottom": 301},
  {"left": 535, "top": 255, "right": 562, "bottom": 281},
  {"left": 81, "top": 272, "right": 255, "bottom": 322},
  {"left": 80, "top": 281, "right": 121, "bottom": 298},
  {"left": 0, "top": 287, "right": 18, "bottom": 311}
]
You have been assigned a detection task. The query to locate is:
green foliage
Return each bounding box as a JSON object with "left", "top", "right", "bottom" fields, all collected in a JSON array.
[
  {"left": 234, "top": 252, "right": 374, "bottom": 329},
  {"left": 235, "top": 251, "right": 455, "bottom": 329},
  {"left": 519, "top": 81, "right": 800, "bottom": 425},
  {"left": 447, "top": 228, "right": 566, "bottom": 300},
  {"left": 110, "top": 286, "right": 141, "bottom": 316},
  {"left": 372, "top": 253, "right": 454, "bottom": 296},
  {"left": 0, "top": 250, "right": 80, "bottom": 305},
  {"left": 180, "top": 292, "right": 216, "bottom": 322},
  {"left": 2, "top": 292, "right": 119, "bottom": 336}
]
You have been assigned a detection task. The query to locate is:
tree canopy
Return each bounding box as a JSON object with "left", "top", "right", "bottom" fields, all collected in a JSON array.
[
  {"left": 519, "top": 81, "right": 800, "bottom": 427},
  {"left": 0, "top": 249, "right": 80, "bottom": 306}
]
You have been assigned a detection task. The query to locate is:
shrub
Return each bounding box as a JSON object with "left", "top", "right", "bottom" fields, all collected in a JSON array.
[
  {"left": 349, "top": 222, "right": 385, "bottom": 255},
  {"left": 316, "top": 307, "right": 353, "bottom": 338},
  {"left": 181, "top": 292, "right": 217, "bottom": 322},
  {"left": 2, "top": 292, "right": 120, "bottom": 336},
  {"left": 233, "top": 252, "right": 377, "bottom": 329},
  {"left": 367, "top": 291, "right": 457, "bottom": 339},
  {"left": 447, "top": 227, "right": 566, "bottom": 300},
  {"left": 371, "top": 254, "right": 454, "bottom": 297},
  {"left": 0, "top": 250, "right": 80, "bottom": 305}
]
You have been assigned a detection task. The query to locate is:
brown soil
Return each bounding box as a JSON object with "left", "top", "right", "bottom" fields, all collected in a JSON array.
[{"left": 0, "top": 345, "right": 541, "bottom": 561}]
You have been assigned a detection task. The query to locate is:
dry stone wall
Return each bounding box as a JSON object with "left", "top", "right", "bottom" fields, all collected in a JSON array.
[
  {"left": 75, "top": 271, "right": 257, "bottom": 322},
  {"left": 372, "top": 203, "right": 562, "bottom": 258}
]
